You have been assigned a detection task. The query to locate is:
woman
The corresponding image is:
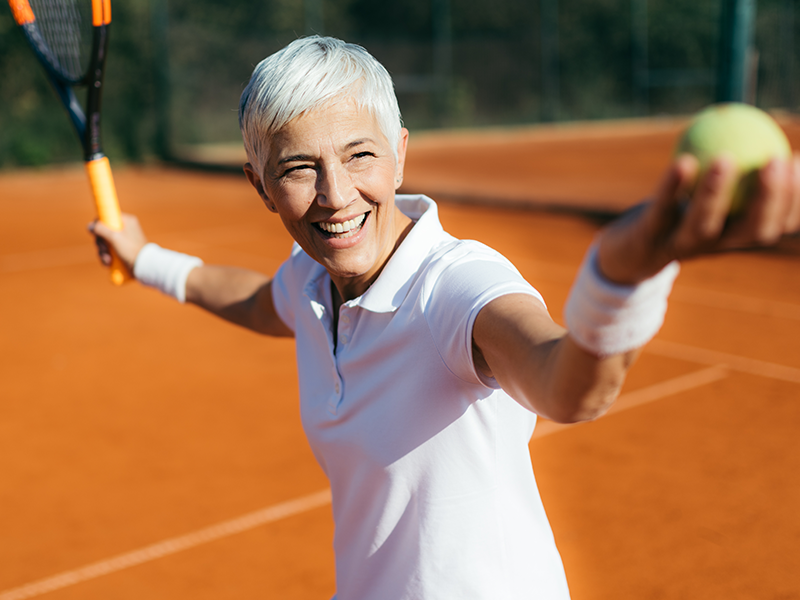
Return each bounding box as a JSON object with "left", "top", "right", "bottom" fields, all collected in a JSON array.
[{"left": 91, "top": 36, "right": 800, "bottom": 599}]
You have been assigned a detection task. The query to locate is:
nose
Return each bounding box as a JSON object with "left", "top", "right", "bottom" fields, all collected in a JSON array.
[{"left": 316, "top": 162, "right": 356, "bottom": 210}]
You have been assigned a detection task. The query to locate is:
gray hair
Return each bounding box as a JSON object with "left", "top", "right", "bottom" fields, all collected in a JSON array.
[{"left": 239, "top": 36, "right": 403, "bottom": 176}]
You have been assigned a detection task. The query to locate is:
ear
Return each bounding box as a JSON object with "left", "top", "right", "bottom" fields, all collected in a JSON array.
[
  {"left": 394, "top": 128, "right": 409, "bottom": 191},
  {"left": 244, "top": 163, "right": 278, "bottom": 213}
]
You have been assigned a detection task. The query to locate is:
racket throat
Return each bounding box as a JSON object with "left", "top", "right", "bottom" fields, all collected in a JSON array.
[{"left": 83, "top": 24, "right": 111, "bottom": 159}]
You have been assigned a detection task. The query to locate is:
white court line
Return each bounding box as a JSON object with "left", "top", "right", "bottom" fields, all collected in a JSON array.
[
  {"left": 671, "top": 286, "right": 800, "bottom": 321},
  {"left": 3, "top": 341, "right": 797, "bottom": 599},
  {"left": 648, "top": 339, "right": 800, "bottom": 384},
  {"left": 534, "top": 338, "right": 800, "bottom": 439},
  {"left": 0, "top": 490, "right": 331, "bottom": 600},
  {"left": 604, "top": 364, "right": 730, "bottom": 416},
  {"left": 532, "top": 365, "right": 729, "bottom": 439},
  {"left": 525, "top": 260, "right": 800, "bottom": 322}
]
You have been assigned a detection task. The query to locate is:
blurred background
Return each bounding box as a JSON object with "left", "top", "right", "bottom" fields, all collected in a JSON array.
[
  {"left": 1, "top": 0, "right": 797, "bottom": 170},
  {"left": 3, "top": 3, "right": 800, "bottom": 598}
]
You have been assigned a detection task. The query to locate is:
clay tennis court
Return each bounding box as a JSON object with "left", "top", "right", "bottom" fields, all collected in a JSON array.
[{"left": 2, "top": 118, "right": 800, "bottom": 599}]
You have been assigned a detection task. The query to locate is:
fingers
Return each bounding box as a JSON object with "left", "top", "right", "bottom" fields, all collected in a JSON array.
[
  {"left": 91, "top": 225, "right": 113, "bottom": 266},
  {"left": 722, "top": 155, "right": 799, "bottom": 249},
  {"left": 88, "top": 218, "right": 113, "bottom": 241},
  {"left": 785, "top": 155, "right": 800, "bottom": 233},
  {"left": 88, "top": 219, "right": 111, "bottom": 266},
  {"left": 593, "top": 156, "right": 700, "bottom": 285},
  {"left": 86, "top": 213, "right": 148, "bottom": 273},
  {"left": 647, "top": 154, "right": 698, "bottom": 231},
  {"left": 751, "top": 159, "right": 790, "bottom": 243},
  {"left": 669, "top": 155, "right": 737, "bottom": 257},
  {"left": 600, "top": 152, "right": 799, "bottom": 279}
]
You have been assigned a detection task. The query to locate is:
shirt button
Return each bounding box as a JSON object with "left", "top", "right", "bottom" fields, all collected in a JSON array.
[
  {"left": 341, "top": 314, "right": 350, "bottom": 324},
  {"left": 334, "top": 381, "right": 341, "bottom": 394},
  {"left": 340, "top": 334, "right": 348, "bottom": 345}
]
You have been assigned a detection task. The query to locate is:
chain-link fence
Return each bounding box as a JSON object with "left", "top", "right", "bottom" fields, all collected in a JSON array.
[{"left": 1, "top": 0, "right": 797, "bottom": 168}]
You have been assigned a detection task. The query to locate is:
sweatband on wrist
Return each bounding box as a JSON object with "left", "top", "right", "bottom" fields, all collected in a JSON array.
[
  {"left": 564, "top": 244, "right": 680, "bottom": 357},
  {"left": 133, "top": 243, "right": 203, "bottom": 303}
]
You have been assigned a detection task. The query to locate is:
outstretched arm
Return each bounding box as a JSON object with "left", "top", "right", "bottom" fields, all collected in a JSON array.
[
  {"left": 184, "top": 264, "right": 291, "bottom": 337},
  {"left": 90, "top": 215, "right": 293, "bottom": 338},
  {"left": 473, "top": 154, "right": 800, "bottom": 423},
  {"left": 473, "top": 293, "right": 631, "bottom": 423}
]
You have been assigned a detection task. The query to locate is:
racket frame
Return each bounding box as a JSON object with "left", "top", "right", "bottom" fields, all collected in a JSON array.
[{"left": 9, "top": 0, "right": 129, "bottom": 284}]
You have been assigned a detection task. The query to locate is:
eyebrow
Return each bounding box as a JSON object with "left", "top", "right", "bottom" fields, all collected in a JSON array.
[
  {"left": 344, "top": 138, "right": 374, "bottom": 150},
  {"left": 278, "top": 154, "right": 313, "bottom": 165},
  {"left": 276, "top": 139, "right": 375, "bottom": 165}
]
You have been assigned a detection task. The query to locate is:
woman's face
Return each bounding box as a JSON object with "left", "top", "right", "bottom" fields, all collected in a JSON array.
[{"left": 246, "top": 99, "right": 409, "bottom": 300}]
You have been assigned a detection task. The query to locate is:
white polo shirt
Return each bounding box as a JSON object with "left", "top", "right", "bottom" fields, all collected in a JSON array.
[{"left": 271, "top": 195, "right": 571, "bottom": 600}]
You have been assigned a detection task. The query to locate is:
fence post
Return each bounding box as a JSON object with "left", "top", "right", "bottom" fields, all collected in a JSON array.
[
  {"left": 716, "top": 0, "right": 757, "bottom": 103},
  {"left": 631, "top": 0, "right": 648, "bottom": 115},
  {"left": 778, "top": 0, "right": 796, "bottom": 109}
]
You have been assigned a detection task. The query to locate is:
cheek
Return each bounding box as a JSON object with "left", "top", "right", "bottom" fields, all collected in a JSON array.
[
  {"left": 273, "top": 188, "right": 315, "bottom": 222},
  {"left": 357, "top": 164, "right": 398, "bottom": 197}
]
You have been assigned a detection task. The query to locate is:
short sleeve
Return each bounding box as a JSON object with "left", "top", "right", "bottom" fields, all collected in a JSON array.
[
  {"left": 270, "top": 243, "right": 312, "bottom": 334},
  {"left": 422, "top": 241, "right": 544, "bottom": 388}
]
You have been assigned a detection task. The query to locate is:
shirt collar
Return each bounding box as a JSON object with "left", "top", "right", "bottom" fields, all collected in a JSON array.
[{"left": 354, "top": 194, "right": 445, "bottom": 313}]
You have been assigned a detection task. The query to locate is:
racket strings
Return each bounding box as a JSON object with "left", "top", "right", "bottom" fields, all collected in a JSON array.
[{"left": 29, "top": 0, "right": 92, "bottom": 82}]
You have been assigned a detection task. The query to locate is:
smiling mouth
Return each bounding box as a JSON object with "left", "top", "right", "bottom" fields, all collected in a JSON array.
[{"left": 315, "top": 212, "right": 368, "bottom": 239}]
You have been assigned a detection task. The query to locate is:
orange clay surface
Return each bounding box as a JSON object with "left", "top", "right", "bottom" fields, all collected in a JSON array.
[{"left": 1, "top": 117, "right": 800, "bottom": 600}]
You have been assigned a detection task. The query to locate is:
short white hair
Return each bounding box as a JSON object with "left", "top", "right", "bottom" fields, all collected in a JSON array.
[{"left": 239, "top": 36, "right": 403, "bottom": 176}]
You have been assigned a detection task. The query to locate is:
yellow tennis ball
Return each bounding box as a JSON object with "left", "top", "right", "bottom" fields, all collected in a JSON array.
[{"left": 675, "top": 103, "right": 792, "bottom": 215}]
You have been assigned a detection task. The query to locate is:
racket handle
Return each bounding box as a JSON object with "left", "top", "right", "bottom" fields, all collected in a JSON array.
[{"left": 85, "top": 156, "right": 131, "bottom": 285}]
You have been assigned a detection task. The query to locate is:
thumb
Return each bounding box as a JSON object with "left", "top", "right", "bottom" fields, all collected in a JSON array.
[
  {"left": 88, "top": 219, "right": 117, "bottom": 243},
  {"left": 647, "top": 154, "right": 699, "bottom": 230},
  {"left": 87, "top": 219, "right": 116, "bottom": 267}
]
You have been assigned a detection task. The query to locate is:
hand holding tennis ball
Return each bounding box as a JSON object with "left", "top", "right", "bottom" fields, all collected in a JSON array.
[
  {"left": 597, "top": 102, "right": 799, "bottom": 286},
  {"left": 675, "top": 103, "right": 792, "bottom": 215}
]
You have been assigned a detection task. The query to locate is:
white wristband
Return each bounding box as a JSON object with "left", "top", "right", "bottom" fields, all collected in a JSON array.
[
  {"left": 133, "top": 243, "right": 203, "bottom": 303},
  {"left": 564, "top": 244, "right": 679, "bottom": 357}
]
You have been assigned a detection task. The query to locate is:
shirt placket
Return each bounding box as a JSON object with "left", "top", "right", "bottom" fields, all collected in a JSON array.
[
  {"left": 329, "top": 303, "right": 357, "bottom": 415},
  {"left": 304, "top": 276, "right": 344, "bottom": 417}
]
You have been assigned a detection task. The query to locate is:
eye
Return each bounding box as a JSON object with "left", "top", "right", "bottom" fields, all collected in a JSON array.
[
  {"left": 282, "top": 164, "right": 314, "bottom": 177},
  {"left": 351, "top": 151, "right": 376, "bottom": 160}
]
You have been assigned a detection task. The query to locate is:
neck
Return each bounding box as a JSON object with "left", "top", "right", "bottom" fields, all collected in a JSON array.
[{"left": 331, "top": 207, "right": 413, "bottom": 302}]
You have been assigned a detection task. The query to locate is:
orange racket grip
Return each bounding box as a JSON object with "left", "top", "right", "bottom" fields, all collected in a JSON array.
[{"left": 85, "top": 157, "right": 130, "bottom": 285}]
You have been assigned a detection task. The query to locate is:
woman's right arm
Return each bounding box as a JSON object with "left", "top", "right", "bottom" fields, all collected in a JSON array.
[
  {"left": 89, "top": 214, "right": 293, "bottom": 338},
  {"left": 184, "top": 266, "right": 293, "bottom": 337}
]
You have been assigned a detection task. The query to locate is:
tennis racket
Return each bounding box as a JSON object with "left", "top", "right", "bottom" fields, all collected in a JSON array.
[{"left": 8, "top": 0, "right": 129, "bottom": 284}]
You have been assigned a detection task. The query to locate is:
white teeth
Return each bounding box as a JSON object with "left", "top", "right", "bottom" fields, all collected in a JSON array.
[{"left": 318, "top": 213, "right": 366, "bottom": 236}]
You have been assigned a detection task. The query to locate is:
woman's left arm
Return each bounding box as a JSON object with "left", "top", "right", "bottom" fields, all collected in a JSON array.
[
  {"left": 473, "top": 294, "right": 637, "bottom": 423},
  {"left": 473, "top": 153, "right": 800, "bottom": 423}
]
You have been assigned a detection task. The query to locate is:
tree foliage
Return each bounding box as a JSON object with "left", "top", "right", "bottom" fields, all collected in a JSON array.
[{"left": 1, "top": 0, "right": 797, "bottom": 168}]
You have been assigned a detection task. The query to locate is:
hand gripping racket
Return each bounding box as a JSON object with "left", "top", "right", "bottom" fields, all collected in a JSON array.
[{"left": 8, "top": 0, "right": 129, "bottom": 284}]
